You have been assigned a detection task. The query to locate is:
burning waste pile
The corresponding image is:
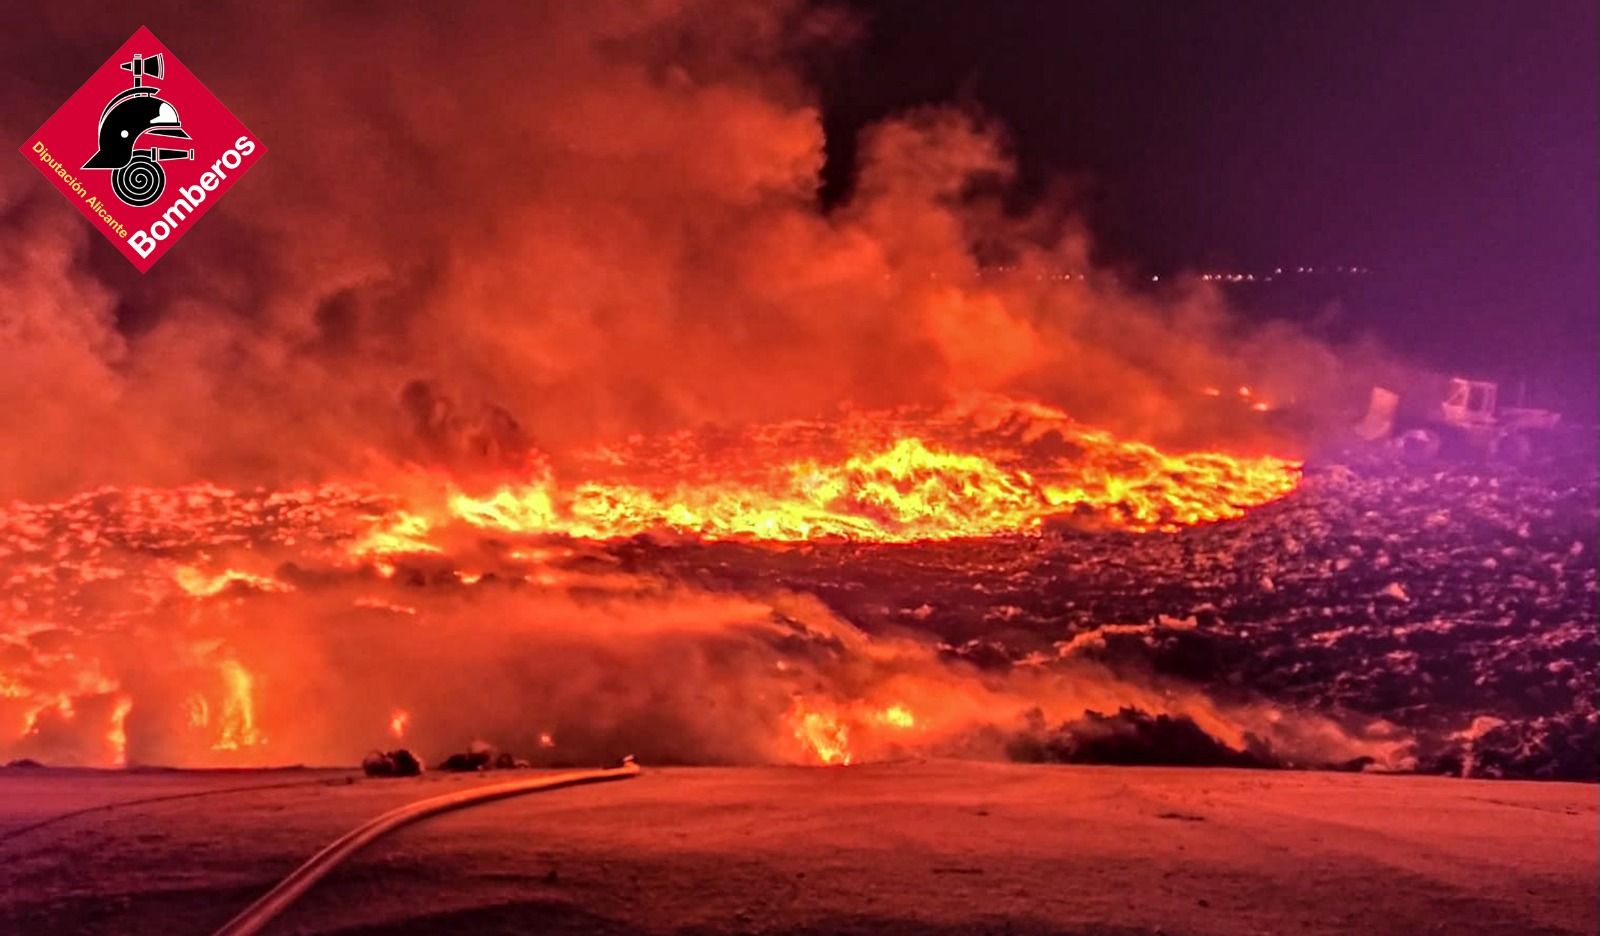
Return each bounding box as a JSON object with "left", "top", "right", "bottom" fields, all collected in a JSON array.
[
  {"left": 444, "top": 394, "right": 1304, "bottom": 540},
  {"left": 4, "top": 391, "right": 1588, "bottom": 779},
  {"left": 0, "top": 395, "right": 1374, "bottom": 774},
  {"left": 0, "top": 2, "right": 1590, "bottom": 782}
]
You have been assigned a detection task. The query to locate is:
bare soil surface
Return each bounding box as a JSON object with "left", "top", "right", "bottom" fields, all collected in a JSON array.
[{"left": 2, "top": 761, "right": 1594, "bottom": 935}]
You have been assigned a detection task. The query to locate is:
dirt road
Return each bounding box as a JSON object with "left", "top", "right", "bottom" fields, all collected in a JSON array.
[{"left": 1, "top": 762, "right": 1593, "bottom": 934}]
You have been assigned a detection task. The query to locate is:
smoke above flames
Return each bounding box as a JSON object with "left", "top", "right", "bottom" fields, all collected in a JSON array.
[
  {"left": 1, "top": 2, "right": 1416, "bottom": 770},
  {"left": 0, "top": 0, "right": 1397, "bottom": 499}
]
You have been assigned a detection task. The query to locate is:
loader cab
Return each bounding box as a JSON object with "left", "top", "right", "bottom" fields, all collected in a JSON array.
[{"left": 1440, "top": 378, "right": 1497, "bottom": 428}]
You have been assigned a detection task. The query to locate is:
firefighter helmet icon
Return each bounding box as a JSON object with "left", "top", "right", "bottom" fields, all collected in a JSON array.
[{"left": 81, "top": 53, "right": 194, "bottom": 207}]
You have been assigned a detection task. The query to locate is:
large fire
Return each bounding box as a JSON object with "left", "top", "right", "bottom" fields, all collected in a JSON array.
[
  {"left": 0, "top": 395, "right": 1301, "bottom": 769},
  {"left": 444, "top": 397, "right": 1300, "bottom": 543},
  {"left": 786, "top": 699, "right": 924, "bottom": 766}
]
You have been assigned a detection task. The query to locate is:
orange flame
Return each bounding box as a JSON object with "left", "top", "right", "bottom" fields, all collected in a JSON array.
[
  {"left": 212, "top": 660, "right": 264, "bottom": 752},
  {"left": 107, "top": 697, "right": 133, "bottom": 767},
  {"left": 186, "top": 694, "right": 210, "bottom": 729},
  {"left": 448, "top": 428, "right": 1299, "bottom": 542},
  {"left": 786, "top": 698, "right": 921, "bottom": 766},
  {"left": 352, "top": 511, "right": 440, "bottom": 558},
  {"left": 174, "top": 565, "right": 290, "bottom": 597},
  {"left": 788, "top": 698, "right": 853, "bottom": 765},
  {"left": 877, "top": 704, "right": 916, "bottom": 729}
]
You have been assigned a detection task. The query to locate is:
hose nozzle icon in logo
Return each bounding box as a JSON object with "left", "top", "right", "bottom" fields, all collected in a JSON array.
[{"left": 81, "top": 53, "right": 194, "bottom": 207}]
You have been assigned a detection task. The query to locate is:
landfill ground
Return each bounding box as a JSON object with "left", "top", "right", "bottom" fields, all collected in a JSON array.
[{"left": 1, "top": 761, "right": 1595, "bottom": 936}]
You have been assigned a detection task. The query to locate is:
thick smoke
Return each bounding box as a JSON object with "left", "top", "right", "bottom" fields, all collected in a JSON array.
[{"left": 0, "top": 0, "right": 1398, "bottom": 501}]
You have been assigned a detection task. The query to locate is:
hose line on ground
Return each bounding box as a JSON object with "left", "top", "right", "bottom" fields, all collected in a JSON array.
[{"left": 211, "top": 760, "right": 643, "bottom": 936}]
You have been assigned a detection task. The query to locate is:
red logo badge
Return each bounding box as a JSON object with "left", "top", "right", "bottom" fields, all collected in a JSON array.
[{"left": 19, "top": 26, "right": 265, "bottom": 272}]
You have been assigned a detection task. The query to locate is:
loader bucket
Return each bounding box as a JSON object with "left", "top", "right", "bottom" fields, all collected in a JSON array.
[{"left": 1353, "top": 386, "right": 1399, "bottom": 441}]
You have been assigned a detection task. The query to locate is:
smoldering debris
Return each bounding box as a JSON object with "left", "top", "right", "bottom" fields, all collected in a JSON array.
[
  {"left": 438, "top": 742, "right": 497, "bottom": 773},
  {"left": 1007, "top": 707, "right": 1269, "bottom": 769},
  {"left": 362, "top": 749, "right": 424, "bottom": 778}
]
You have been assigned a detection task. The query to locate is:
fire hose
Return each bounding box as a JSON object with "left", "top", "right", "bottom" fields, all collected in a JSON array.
[{"left": 210, "top": 760, "right": 642, "bottom": 936}]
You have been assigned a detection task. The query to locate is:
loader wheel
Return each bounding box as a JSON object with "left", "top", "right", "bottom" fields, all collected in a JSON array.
[
  {"left": 111, "top": 154, "right": 164, "bottom": 208},
  {"left": 1490, "top": 432, "right": 1533, "bottom": 464},
  {"left": 1397, "top": 429, "right": 1442, "bottom": 463}
]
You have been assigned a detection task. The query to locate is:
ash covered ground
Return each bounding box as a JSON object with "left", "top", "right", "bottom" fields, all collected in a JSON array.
[{"left": 615, "top": 458, "right": 1599, "bottom": 780}]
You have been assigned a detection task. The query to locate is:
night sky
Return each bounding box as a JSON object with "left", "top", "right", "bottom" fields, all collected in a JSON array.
[{"left": 818, "top": 0, "right": 1597, "bottom": 413}]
